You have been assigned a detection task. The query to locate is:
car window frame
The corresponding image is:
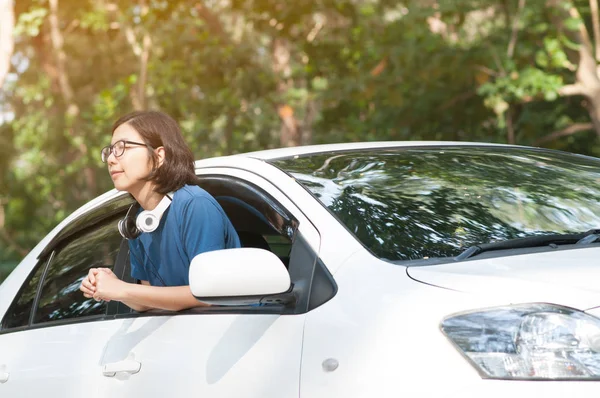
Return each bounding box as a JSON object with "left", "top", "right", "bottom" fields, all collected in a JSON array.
[
  {"left": 2, "top": 168, "right": 337, "bottom": 331},
  {"left": 0, "top": 200, "right": 132, "bottom": 335},
  {"left": 114, "top": 171, "right": 336, "bottom": 318},
  {"left": 0, "top": 253, "right": 53, "bottom": 333}
]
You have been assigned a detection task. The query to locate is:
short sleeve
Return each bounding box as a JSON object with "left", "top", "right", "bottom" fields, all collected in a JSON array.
[
  {"left": 129, "top": 239, "right": 149, "bottom": 281},
  {"left": 181, "top": 196, "right": 227, "bottom": 263}
]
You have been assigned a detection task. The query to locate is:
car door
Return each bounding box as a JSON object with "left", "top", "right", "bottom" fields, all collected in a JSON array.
[
  {"left": 98, "top": 168, "right": 324, "bottom": 398},
  {"left": 0, "top": 214, "right": 126, "bottom": 398}
]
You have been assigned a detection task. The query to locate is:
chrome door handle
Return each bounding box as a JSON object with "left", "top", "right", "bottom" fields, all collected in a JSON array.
[
  {"left": 0, "top": 365, "right": 8, "bottom": 383},
  {"left": 102, "top": 359, "right": 141, "bottom": 377}
]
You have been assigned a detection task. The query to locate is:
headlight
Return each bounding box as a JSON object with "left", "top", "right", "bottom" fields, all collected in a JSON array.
[{"left": 441, "top": 304, "right": 600, "bottom": 380}]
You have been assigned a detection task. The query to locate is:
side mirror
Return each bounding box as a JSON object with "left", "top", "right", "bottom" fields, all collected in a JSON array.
[{"left": 189, "top": 248, "right": 294, "bottom": 306}]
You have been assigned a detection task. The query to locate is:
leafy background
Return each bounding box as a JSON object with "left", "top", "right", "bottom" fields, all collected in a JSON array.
[{"left": 2, "top": 0, "right": 600, "bottom": 279}]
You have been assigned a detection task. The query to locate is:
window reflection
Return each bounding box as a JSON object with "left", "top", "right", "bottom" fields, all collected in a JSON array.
[
  {"left": 1, "top": 261, "right": 46, "bottom": 329},
  {"left": 271, "top": 147, "right": 600, "bottom": 261},
  {"left": 34, "top": 218, "right": 123, "bottom": 323}
]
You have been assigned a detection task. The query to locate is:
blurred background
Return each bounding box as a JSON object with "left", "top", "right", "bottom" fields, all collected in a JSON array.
[{"left": 1, "top": 0, "right": 600, "bottom": 281}]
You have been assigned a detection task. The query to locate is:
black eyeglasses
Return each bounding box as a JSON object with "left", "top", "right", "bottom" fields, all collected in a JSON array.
[{"left": 101, "top": 140, "right": 151, "bottom": 163}]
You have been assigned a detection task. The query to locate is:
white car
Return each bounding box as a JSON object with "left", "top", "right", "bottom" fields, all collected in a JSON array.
[{"left": 2, "top": 141, "right": 600, "bottom": 397}]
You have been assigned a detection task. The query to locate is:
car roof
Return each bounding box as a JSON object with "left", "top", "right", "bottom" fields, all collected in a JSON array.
[
  {"left": 226, "top": 141, "right": 518, "bottom": 161},
  {"left": 194, "top": 140, "right": 597, "bottom": 171}
]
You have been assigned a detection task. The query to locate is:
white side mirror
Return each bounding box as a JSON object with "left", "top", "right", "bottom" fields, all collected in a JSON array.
[{"left": 189, "top": 248, "right": 292, "bottom": 305}]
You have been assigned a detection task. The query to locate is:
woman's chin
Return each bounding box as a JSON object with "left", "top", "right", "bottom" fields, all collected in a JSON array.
[{"left": 113, "top": 181, "right": 130, "bottom": 192}]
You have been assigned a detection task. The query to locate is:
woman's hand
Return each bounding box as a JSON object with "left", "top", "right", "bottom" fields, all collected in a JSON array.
[
  {"left": 80, "top": 268, "right": 100, "bottom": 299},
  {"left": 80, "top": 267, "right": 124, "bottom": 302},
  {"left": 92, "top": 268, "right": 126, "bottom": 302}
]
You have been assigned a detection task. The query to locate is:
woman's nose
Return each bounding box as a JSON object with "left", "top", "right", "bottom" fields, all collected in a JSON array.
[{"left": 106, "top": 150, "right": 118, "bottom": 164}]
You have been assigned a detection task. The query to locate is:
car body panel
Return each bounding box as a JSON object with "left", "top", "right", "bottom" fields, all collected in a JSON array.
[
  {"left": 407, "top": 247, "right": 600, "bottom": 309},
  {"left": 98, "top": 314, "right": 305, "bottom": 398},
  {"left": 301, "top": 249, "right": 600, "bottom": 396},
  {"left": 0, "top": 320, "right": 124, "bottom": 398}
]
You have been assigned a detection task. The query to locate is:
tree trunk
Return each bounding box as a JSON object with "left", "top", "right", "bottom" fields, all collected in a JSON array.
[
  {"left": 301, "top": 99, "right": 318, "bottom": 145},
  {"left": 506, "top": 108, "right": 515, "bottom": 144},
  {"left": 549, "top": 0, "right": 600, "bottom": 138},
  {"left": 586, "top": 91, "right": 600, "bottom": 137},
  {"left": 49, "top": 0, "right": 79, "bottom": 118},
  {"left": 49, "top": 0, "right": 97, "bottom": 199},
  {"left": 123, "top": 26, "right": 151, "bottom": 110},
  {"left": 273, "top": 38, "right": 300, "bottom": 147},
  {"left": 224, "top": 109, "right": 235, "bottom": 154},
  {"left": 0, "top": 0, "right": 14, "bottom": 90}
]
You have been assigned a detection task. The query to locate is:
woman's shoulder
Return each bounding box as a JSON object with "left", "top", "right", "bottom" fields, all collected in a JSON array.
[{"left": 173, "top": 184, "right": 215, "bottom": 205}]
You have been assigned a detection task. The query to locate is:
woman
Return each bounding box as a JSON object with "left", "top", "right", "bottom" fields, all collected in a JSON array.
[{"left": 79, "top": 110, "right": 241, "bottom": 311}]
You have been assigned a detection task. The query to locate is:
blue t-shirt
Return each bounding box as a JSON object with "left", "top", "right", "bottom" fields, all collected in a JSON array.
[{"left": 129, "top": 185, "right": 241, "bottom": 286}]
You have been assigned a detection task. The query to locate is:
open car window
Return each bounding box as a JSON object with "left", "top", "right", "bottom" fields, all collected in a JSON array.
[{"left": 117, "top": 173, "right": 334, "bottom": 316}]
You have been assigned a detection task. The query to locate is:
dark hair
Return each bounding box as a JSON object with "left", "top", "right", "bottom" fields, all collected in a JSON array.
[{"left": 112, "top": 110, "right": 199, "bottom": 194}]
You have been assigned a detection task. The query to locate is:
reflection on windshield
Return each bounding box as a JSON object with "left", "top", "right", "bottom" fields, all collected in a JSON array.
[{"left": 270, "top": 147, "right": 600, "bottom": 261}]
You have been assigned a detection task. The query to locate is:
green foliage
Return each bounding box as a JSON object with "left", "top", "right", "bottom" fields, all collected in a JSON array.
[
  {"left": 14, "top": 6, "right": 47, "bottom": 37},
  {"left": 1, "top": 0, "right": 600, "bottom": 270}
]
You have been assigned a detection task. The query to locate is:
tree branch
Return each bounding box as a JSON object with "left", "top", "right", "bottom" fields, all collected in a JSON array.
[
  {"left": 307, "top": 14, "right": 325, "bottom": 43},
  {"left": 438, "top": 90, "right": 476, "bottom": 111},
  {"left": 547, "top": 0, "right": 600, "bottom": 137},
  {"left": 570, "top": 5, "right": 594, "bottom": 50},
  {"left": 475, "top": 64, "right": 500, "bottom": 77},
  {"left": 591, "top": 0, "right": 600, "bottom": 60},
  {"left": 548, "top": 1, "right": 599, "bottom": 89},
  {"left": 501, "top": 0, "right": 511, "bottom": 28},
  {"left": 195, "top": 2, "right": 230, "bottom": 44},
  {"left": 0, "top": 0, "right": 14, "bottom": 91},
  {"left": 506, "top": 107, "right": 515, "bottom": 144},
  {"left": 48, "top": 0, "right": 79, "bottom": 118},
  {"left": 301, "top": 98, "right": 319, "bottom": 145},
  {"left": 568, "top": 5, "right": 599, "bottom": 87},
  {"left": 124, "top": 26, "right": 142, "bottom": 56},
  {"left": 558, "top": 83, "right": 588, "bottom": 97},
  {"left": 138, "top": 33, "right": 151, "bottom": 110},
  {"left": 507, "top": 0, "right": 526, "bottom": 58},
  {"left": 533, "top": 122, "right": 594, "bottom": 145},
  {"left": 123, "top": 21, "right": 151, "bottom": 110}
]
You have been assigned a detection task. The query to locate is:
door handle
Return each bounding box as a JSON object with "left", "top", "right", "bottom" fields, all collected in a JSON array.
[
  {"left": 103, "top": 359, "right": 141, "bottom": 377},
  {"left": 0, "top": 365, "right": 8, "bottom": 383}
]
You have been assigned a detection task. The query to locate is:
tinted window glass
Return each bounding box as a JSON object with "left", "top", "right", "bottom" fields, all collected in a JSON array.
[
  {"left": 39, "top": 194, "right": 132, "bottom": 259},
  {"left": 1, "top": 260, "right": 47, "bottom": 329},
  {"left": 270, "top": 147, "right": 600, "bottom": 261},
  {"left": 265, "top": 234, "right": 292, "bottom": 258},
  {"left": 34, "top": 217, "right": 123, "bottom": 323}
]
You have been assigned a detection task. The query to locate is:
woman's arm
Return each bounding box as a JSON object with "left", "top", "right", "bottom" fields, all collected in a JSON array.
[
  {"left": 80, "top": 267, "right": 209, "bottom": 312},
  {"left": 118, "top": 280, "right": 209, "bottom": 312},
  {"left": 121, "top": 280, "right": 152, "bottom": 312}
]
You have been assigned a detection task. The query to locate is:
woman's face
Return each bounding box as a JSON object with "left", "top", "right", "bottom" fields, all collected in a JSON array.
[{"left": 107, "top": 123, "right": 154, "bottom": 193}]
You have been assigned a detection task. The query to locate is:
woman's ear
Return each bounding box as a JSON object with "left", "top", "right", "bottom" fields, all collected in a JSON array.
[{"left": 155, "top": 146, "right": 166, "bottom": 168}]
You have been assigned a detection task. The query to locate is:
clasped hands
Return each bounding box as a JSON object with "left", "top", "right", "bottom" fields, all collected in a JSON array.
[{"left": 80, "top": 267, "right": 125, "bottom": 302}]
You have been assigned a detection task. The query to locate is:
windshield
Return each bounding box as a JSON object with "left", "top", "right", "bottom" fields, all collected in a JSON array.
[{"left": 269, "top": 146, "right": 600, "bottom": 262}]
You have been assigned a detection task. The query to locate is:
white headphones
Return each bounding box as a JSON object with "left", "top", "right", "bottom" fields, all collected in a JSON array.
[
  {"left": 119, "top": 192, "right": 174, "bottom": 239},
  {"left": 137, "top": 193, "right": 173, "bottom": 233}
]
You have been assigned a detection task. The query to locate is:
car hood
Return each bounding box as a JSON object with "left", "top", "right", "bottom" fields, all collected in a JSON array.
[{"left": 406, "top": 247, "right": 600, "bottom": 310}]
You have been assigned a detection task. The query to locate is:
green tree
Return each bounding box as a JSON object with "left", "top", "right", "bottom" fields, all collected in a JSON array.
[{"left": 2, "top": 0, "right": 600, "bottom": 274}]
